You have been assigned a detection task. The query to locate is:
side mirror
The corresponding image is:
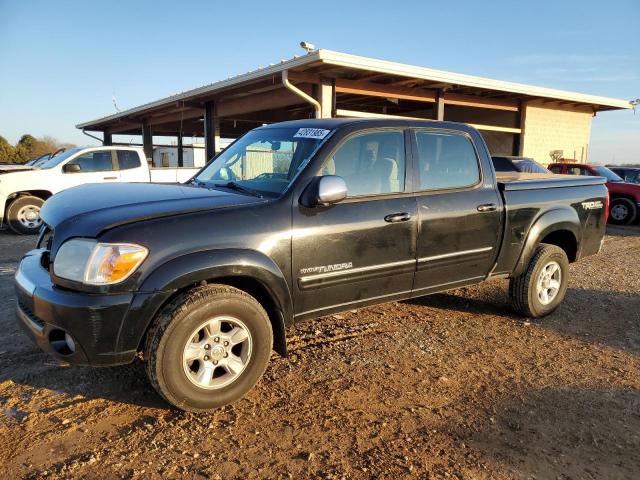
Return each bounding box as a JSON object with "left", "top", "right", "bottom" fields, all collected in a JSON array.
[
  {"left": 300, "top": 175, "right": 347, "bottom": 208},
  {"left": 63, "top": 163, "right": 81, "bottom": 173}
]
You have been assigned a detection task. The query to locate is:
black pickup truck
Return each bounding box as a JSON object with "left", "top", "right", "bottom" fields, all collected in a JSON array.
[{"left": 15, "top": 119, "right": 608, "bottom": 411}]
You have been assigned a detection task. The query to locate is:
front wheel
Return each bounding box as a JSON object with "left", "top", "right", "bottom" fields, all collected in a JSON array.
[
  {"left": 6, "top": 196, "right": 44, "bottom": 235},
  {"left": 509, "top": 243, "right": 569, "bottom": 318},
  {"left": 145, "top": 284, "right": 273, "bottom": 412},
  {"left": 608, "top": 198, "right": 636, "bottom": 225}
]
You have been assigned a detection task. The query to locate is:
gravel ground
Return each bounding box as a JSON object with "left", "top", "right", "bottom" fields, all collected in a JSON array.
[{"left": 0, "top": 227, "right": 639, "bottom": 479}]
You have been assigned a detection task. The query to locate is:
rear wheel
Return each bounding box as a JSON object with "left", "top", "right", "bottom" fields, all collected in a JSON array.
[
  {"left": 6, "top": 196, "right": 44, "bottom": 235},
  {"left": 145, "top": 284, "right": 273, "bottom": 412},
  {"left": 509, "top": 243, "right": 569, "bottom": 318},
  {"left": 608, "top": 198, "right": 636, "bottom": 225}
]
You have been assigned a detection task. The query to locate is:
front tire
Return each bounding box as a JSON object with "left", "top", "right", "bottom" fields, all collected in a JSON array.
[
  {"left": 509, "top": 244, "right": 569, "bottom": 318},
  {"left": 608, "top": 198, "right": 636, "bottom": 225},
  {"left": 6, "top": 196, "right": 44, "bottom": 235},
  {"left": 145, "top": 284, "right": 273, "bottom": 412}
]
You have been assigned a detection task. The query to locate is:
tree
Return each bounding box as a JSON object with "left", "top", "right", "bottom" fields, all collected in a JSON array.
[
  {"left": 0, "top": 134, "right": 77, "bottom": 164},
  {"left": 0, "top": 136, "right": 14, "bottom": 164}
]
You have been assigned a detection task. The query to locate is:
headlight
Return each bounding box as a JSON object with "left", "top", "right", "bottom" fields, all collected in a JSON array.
[{"left": 54, "top": 239, "right": 148, "bottom": 285}]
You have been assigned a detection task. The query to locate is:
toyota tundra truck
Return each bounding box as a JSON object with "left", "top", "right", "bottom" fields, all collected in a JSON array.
[{"left": 14, "top": 119, "right": 608, "bottom": 411}]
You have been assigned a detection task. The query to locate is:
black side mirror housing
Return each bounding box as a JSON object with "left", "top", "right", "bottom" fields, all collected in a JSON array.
[{"left": 63, "top": 163, "right": 81, "bottom": 173}]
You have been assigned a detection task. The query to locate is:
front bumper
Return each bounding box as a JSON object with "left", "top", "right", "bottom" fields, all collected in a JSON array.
[{"left": 14, "top": 249, "right": 138, "bottom": 366}]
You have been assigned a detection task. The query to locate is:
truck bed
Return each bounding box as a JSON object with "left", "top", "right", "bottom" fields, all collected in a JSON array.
[
  {"left": 496, "top": 172, "right": 606, "bottom": 191},
  {"left": 149, "top": 167, "right": 200, "bottom": 183},
  {"left": 493, "top": 171, "right": 607, "bottom": 277}
]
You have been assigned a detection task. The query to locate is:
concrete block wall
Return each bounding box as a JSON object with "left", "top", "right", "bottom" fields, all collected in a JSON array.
[{"left": 521, "top": 101, "right": 593, "bottom": 165}]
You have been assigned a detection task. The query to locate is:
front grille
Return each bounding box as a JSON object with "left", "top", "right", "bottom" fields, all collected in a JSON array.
[{"left": 18, "top": 301, "right": 45, "bottom": 329}]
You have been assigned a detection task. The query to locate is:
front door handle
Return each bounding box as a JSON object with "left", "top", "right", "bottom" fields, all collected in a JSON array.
[
  {"left": 384, "top": 212, "right": 411, "bottom": 223},
  {"left": 477, "top": 203, "right": 497, "bottom": 212},
  {"left": 103, "top": 176, "right": 118, "bottom": 180}
]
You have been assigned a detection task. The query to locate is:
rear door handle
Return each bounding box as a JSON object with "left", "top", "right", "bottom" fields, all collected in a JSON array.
[
  {"left": 477, "top": 203, "right": 497, "bottom": 212},
  {"left": 103, "top": 176, "right": 118, "bottom": 180},
  {"left": 384, "top": 212, "right": 411, "bottom": 223}
]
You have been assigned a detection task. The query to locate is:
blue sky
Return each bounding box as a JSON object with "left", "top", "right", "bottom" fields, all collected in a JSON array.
[{"left": 0, "top": 0, "right": 638, "bottom": 163}]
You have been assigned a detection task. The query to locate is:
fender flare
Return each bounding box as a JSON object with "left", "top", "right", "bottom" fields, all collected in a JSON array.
[
  {"left": 118, "top": 249, "right": 293, "bottom": 357},
  {"left": 513, "top": 207, "right": 581, "bottom": 277}
]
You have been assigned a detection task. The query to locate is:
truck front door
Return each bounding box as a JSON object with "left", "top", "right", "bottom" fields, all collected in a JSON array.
[
  {"left": 61, "top": 150, "right": 120, "bottom": 186},
  {"left": 292, "top": 129, "right": 417, "bottom": 319},
  {"left": 411, "top": 128, "right": 502, "bottom": 294}
]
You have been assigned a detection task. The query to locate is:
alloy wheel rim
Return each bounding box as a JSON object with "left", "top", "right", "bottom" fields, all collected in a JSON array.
[
  {"left": 536, "top": 261, "right": 561, "bottom": 305},
  {"left": 182, "top": 315, "right": 252, "bottom": 389},
  {"left": 17, "top": 205, "right": 42, "bottom": 229},
  {"left": 610, "top": 204, "right": 628, "bottom": 221}
]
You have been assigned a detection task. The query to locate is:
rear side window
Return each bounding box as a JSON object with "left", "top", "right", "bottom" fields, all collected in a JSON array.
[
  {"left": 320, "top": 130, "right": 405, "bottom": 197},
  {"left": 67, "top": 151, "right": 114, "bottom": 172},
  {"left": 117, "top": 150, "right": 141, "bottom": 170},
  {"left": 415, "top": 131, "right": 480, "bottom": 190}
]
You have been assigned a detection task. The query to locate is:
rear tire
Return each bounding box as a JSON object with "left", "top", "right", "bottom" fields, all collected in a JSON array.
[
  {"left": 509, "top": 243, "right": 569, "bottom": 318},
  {"left": 608, "top": 198, "right": 636, "bottom": 225},
  {"left": 145, "top": 284, "right": 273, "bottom": 412},
  {"left": 6, "top": 196, "right": 44, "bottom": 235}
]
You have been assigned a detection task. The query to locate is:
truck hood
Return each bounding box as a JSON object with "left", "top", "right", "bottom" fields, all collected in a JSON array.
[
  {"left": 0, "top": 165, "right": 35, "bottom": 173},
  {"left": 41, "top": 182, "right": 267, "bottom": 240},
  {"left": 606, "top": 180, "right": 640, "bottom": 198}
]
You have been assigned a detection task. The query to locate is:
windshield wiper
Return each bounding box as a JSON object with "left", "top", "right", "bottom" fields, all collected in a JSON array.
[{"left": 214, "top": 181, "right": 264, "bottom": 198}]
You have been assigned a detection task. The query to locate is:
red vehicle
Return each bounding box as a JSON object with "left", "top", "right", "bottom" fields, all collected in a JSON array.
[{"left": 549, "top": 163, "right": 640, "bottom": 225}]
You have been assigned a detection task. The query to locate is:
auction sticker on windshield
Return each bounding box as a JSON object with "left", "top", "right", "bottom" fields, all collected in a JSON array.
[{"left": 294, "top": 128, "right": 331, "bottom": 139}]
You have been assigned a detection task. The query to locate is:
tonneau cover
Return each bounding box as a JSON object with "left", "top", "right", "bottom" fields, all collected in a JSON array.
[{"left": 497, "top": 172, "right": 606, "bottom": 191}]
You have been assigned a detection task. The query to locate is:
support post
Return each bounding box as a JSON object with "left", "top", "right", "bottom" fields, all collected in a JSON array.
[
  {"left": 204, "top": 100, "right": 219, "bottom": 161},
  {"left": 435, "top": 89, "right": 445, "bottom": 121},
  {"left": 103, "top": 129, "right": 112, "bottom": 146},
  {"left": 318, "top": 77, "right": 335, "bottom": 118},
  {"left": 142, "top": 120, "right": 153, "bottom": 164},
  {"left": 517, "top": 100, "right": 527, "bottom": 156},
  {"left": 177, "top": 135, "right": 184, "bottom": 167}
]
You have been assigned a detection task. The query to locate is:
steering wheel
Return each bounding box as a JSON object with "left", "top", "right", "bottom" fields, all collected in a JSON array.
[{"left": 255, "top": 172, "right": 285, "bottom": 180}]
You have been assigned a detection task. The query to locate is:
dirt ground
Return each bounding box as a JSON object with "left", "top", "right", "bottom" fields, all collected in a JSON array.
[{"left": 0, "top": 227, "right": 638, "bottom": 480}]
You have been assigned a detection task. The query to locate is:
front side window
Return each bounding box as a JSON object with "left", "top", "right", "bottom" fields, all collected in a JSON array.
[
  {"left": 592, "top": 166, "right": 623, "bottom": 182},
  {"left": 195, "top": 127, "right": 331, "bottom": 197},
  {"left": 415, "top": 130, "right": 480, "bottom": 190},
  {"left": 548, "top": 165, "right": 563, "bottom": 174},
  {"left": 66, "top": 151, "right": 114, "bottom": 172},
  {"left": 319, "top": 130, "right": 405, "bottom": 197}
]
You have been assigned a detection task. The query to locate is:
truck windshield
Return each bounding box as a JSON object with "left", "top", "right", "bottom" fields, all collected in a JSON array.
[
  {"left": 39, "top": 148, "right": 83, "bottom": 169},
  {"left": 593, "top": 166, "right": 623, "bottom": 182},
  {"left": 194, "top": 127, "right": 331, "bottom": 197}
]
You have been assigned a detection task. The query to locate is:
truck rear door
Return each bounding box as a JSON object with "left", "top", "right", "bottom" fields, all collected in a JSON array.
[{"left": 410, "top": 128, "right": 502, "bottom": 294}]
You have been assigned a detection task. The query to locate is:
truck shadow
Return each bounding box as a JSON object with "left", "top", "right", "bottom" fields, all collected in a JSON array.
[
  {"left": 406, "top": 286, "right": 640, "bottom": 355},
  {"left": 0, "top": 351, "right": 170, "bottom": 410},
  {"left": 450, "top": 385, "right": 640, "bottom": 479}
]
